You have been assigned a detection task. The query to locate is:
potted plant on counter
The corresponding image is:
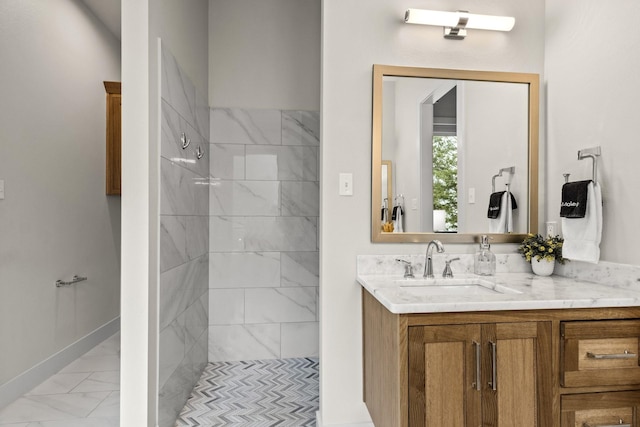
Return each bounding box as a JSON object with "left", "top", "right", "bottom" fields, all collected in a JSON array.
[{"left": 518, "top": 233, "right": 566, "bottom": 276}]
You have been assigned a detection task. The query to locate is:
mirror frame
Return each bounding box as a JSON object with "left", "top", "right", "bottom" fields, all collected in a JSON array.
[{"left": 371, "top": 64, "right": 539, "bottom": 244}]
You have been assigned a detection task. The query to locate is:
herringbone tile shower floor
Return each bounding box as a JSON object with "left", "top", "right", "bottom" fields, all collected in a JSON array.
[{"left": 175, "top": 358, "right": 319, "bottom": 427}]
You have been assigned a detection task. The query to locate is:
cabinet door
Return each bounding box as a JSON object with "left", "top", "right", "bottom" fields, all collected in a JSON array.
[
  {"left": 482, "top": 322, "right": 553, "bottom": 427},
  {"left": 408, "top": 324, "right": 482, "bottom": 426},
  {"left": 561, "top": 391, "right": 640, "bottom": 427}
]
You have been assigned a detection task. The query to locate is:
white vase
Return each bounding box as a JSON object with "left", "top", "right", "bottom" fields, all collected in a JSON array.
[{"left": 531, "top": 258, "right": 555, "bottom": 276}]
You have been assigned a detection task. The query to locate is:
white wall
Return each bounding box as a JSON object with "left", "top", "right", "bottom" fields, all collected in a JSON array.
[
  {"left": 121, "top": 0, "right": 209, "bottom": 425},
  {"left": 0, "top": 0, "right": 120, "bottom": 387},
  {"left": 462, "top": 81, "right": 529, "bottom": 233},
  {"left": 545, "top": 0, "right": 640, "bottom": 265},
  {"left": 320, "top": 0, "right": 545, "bottom": 423},
  {"left": 209, "top": 0, "right": 321, "bottom": 110}
]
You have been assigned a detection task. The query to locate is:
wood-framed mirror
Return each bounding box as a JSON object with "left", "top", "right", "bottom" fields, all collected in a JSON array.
[{"left": 371, "top": 65, "right": 539, "bottom": 243}]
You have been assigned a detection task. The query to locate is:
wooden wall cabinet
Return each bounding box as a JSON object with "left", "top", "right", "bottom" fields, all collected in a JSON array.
[
  {"left": 362, "top": 289, "right": 640, "bottom": 427},
  {"left": 104, "top": 81, "right": 121, "bottom": 195}
]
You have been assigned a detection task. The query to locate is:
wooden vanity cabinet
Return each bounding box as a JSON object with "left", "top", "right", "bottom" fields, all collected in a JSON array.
[
  {"left": 362, "top": 289, "right": 640, "bottom": 427},
  {"left": 408, "top": 322, "right": 551, "bottom": 427},
  {"left": 561, "top": 320, "right": 640, "bottom": 388},
  {"left": 560, "top": 391, "right": 640, "bottom": 427}
]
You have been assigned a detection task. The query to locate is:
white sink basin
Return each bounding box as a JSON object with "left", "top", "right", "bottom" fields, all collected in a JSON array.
[{"left": 393, "top": 277, "right": 521, "bottom": 297}]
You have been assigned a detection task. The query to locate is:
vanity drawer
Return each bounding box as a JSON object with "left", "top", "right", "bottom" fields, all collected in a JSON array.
[
  {"left": 561, "top": 320, "right": 640, "bottom": 388},
  {"left": 561, "top": 391, "right": 640, "bottom": 427}
]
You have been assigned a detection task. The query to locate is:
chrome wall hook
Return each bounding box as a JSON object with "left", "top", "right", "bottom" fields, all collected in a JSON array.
[{"left": 181, "top": 132, "right": 191, "bottom": 149}]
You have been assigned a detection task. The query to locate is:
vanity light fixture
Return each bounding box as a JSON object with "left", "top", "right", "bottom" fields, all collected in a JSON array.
[{"left": 404, "top": 9, "right": 515, "bottom": 40}]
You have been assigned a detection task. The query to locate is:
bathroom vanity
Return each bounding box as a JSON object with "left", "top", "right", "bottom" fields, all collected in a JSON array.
[{"left": 359, "top": 266, "right": 640, "bottom": 427}]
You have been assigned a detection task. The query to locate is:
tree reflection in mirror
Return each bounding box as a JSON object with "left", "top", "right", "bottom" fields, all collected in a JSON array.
[{"left": 433, "top": 135, "right": 458, "bottom": 231}]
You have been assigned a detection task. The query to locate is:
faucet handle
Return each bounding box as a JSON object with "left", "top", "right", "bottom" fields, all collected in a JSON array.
[
  {"left": 442, "top": 257, "right": 460, "bottom": 278},
  {"left": 395, "top": 258, "right": 415, "bottom": 279}
]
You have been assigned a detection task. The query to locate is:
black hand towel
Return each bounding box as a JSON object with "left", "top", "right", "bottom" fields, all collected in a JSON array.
[
  {"left": 560, "top": 180, "right": 590, "bottom": 218},
  {"left": 487, "top": 191, "right": 518, "bottom": 219},
  {"left": 391, "top": 206, "right": 402, "bottom": 221}
]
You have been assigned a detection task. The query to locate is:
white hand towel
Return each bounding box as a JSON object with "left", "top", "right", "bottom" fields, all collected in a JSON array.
[
  {"left": 561, "top": 182, "right": 602, "bottom": 263},
  {"left": 506, "top": 191, "right": 514, "bottom": 233},
  {"left": 489, "top": 192, "right": 508, "bottom": 233},
  {"left": 393, "top": 206, "right": 404, "bottom": 233}
]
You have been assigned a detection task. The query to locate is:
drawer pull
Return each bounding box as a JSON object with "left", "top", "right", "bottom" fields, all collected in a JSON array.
[
  {"left": 586, "top": 350, "right": 636, "bottom": 360},
  {"left": 584, "top": 420, "right": 630, "bottom": 427},
  {"left": 472, "top": 341, "right": 481, "bottom": 391}
]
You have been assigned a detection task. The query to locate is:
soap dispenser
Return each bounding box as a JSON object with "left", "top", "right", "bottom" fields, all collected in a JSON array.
[{"left": 474, "top": 235, "right": 496, "bottom": 276}]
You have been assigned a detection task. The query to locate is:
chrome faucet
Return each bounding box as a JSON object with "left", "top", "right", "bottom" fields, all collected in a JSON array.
[{"left": 423, "top": 240, "right": 445, "bottom": 278}]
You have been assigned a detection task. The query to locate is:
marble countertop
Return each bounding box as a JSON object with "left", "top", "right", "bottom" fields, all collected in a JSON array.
[{"left": 357, "top": 272, "right": 640, "bottom": 314}]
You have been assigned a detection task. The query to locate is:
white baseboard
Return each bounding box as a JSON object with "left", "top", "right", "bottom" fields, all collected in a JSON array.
[
  {"left": 316, "top": 411, "right": 375, "bottom": 427},
  {"left": 0, "top": 317, "right": 120, "bottom": 409}
]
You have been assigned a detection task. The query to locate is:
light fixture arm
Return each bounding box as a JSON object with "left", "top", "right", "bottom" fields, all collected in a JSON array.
[{"left": 444, "top": 11, "right": 469, "bottom": 40}]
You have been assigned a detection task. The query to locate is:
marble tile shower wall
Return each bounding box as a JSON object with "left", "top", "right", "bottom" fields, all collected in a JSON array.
[
  {"left": 209, "top": 108, "right": 320, "bottom": 361},
  {"left": 158, "top": 44, "right": 209, "bottom": 427}
]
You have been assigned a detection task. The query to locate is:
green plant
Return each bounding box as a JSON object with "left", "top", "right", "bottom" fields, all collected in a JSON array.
[{"left": 518, "top": 233, "right": 566, "bottom": 264}]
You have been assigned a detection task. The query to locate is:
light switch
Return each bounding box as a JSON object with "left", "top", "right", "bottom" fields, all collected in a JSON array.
[
  {"left": 339, "top": 173, "right": 353, "bottom": 196},
  {"left": 468, "top": 187, "right": 475, "bottom": 204},
  {"left": 0, "top": 180, "right": 4, "bottom": 200},
  {"left": 411, "top": 198, "right": 418, "bottom": 210}
]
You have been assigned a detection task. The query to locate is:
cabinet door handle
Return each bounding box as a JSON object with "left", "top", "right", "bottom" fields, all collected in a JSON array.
[
  {"left": 472, "top": 341, "right": 481, "bottom": 391},
  {"left": 488, "top": 341, "right": 497, "bottom": 391},
  {"left": 584, "top": 421, "right": 630, "bottom": 427},
  {"left": 586, "top": 350, "right": 636, "bottom": 360}
]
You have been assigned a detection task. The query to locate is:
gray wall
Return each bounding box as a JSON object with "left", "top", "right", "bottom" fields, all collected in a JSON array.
[
  {"left": 208, "top": 0, "right": 321, "bottom": 110},
  {"left": 0, "top": 0, "right": 121, "bottom": 387}
]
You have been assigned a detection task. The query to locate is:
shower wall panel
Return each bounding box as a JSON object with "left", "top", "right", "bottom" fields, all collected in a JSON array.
[
  {"left": 158, "top": 45, "right": 209, "bottom": 427},
  {"left": 209, "top": 108, "right": 319, "bottom": 361}
]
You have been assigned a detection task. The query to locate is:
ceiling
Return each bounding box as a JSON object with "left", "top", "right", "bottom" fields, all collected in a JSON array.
[{"left": 81, "top": 0, "right": 121, "bottom": 40}]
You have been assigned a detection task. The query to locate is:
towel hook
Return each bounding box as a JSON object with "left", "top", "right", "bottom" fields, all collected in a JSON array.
[{"left": 491, "top": 166, "right": 515, "bottom": 193}]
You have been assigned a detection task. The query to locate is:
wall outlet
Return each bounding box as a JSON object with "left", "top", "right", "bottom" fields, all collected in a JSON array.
[{"left": 546, "top": 221, "right": 557, "bottom": 237}]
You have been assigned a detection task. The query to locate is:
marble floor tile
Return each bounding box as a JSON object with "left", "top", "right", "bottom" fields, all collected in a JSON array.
[
  {"left": 23, "top": 417, "right": 119, "bottom": 427},
  {"left": 88, "top": 392, "right": 119, "bottom": 418},
  {"left": 0, "top": 333, "right": 120, "bottom": 427},
  {"left": 0, "top": 392, "right": 109, "bottom": 424},
  {"left": 176, "top": 358, "right": 319, "bottom": 426},
  {"left": 71, "top": 372, "right": 119, "bottom": 393},
  {"left": 24, "top": 373, "right": 90, "bottom": 396},
  {"left": 59, "top": 355, "right": 120, "bottom": 374}
]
